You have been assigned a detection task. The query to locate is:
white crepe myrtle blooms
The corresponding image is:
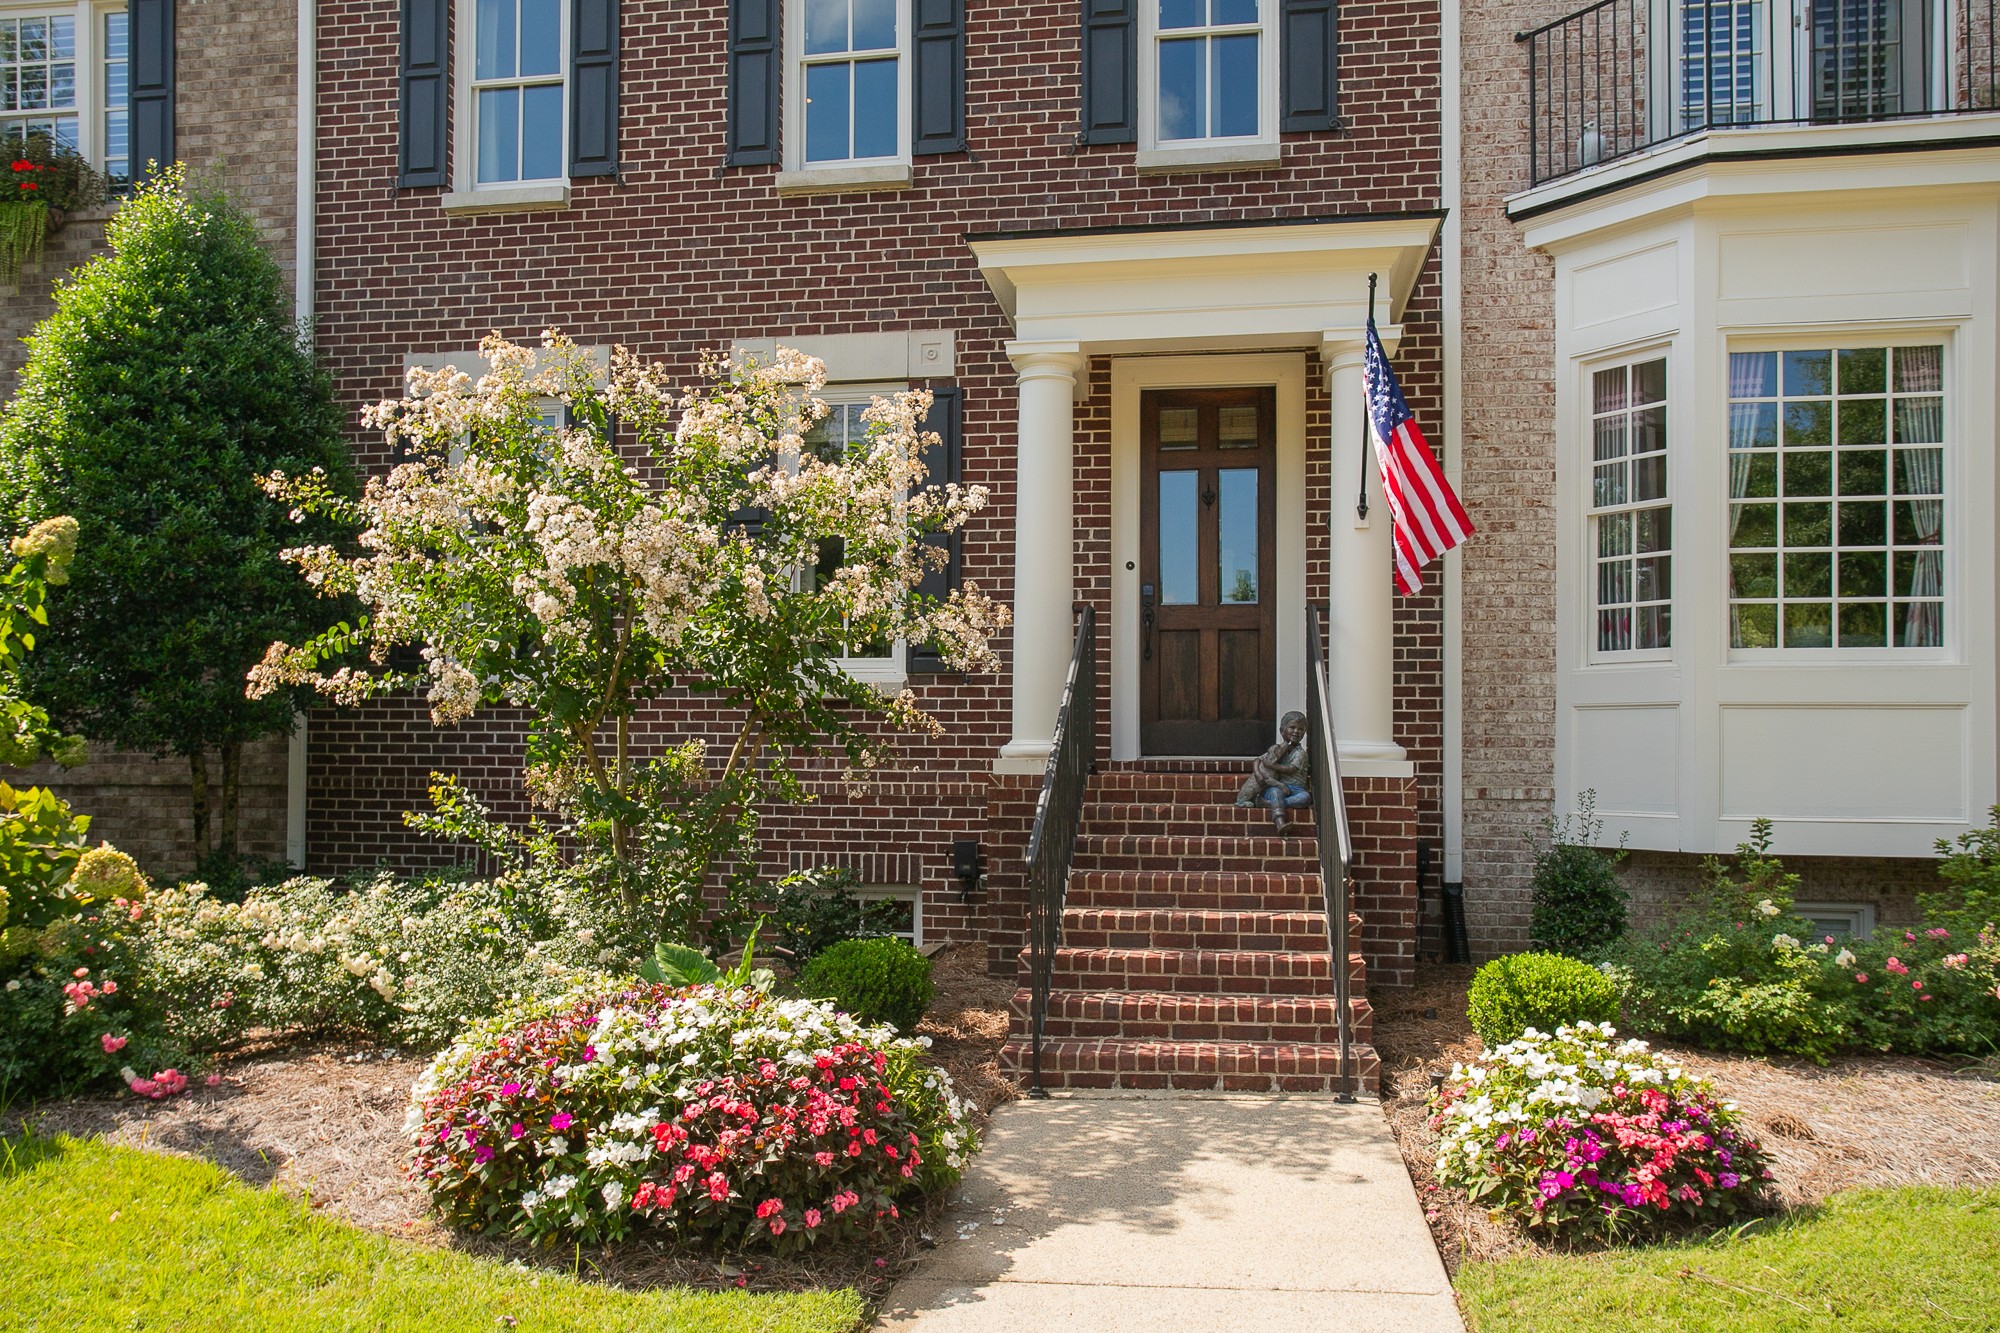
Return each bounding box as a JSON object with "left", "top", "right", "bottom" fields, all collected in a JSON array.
[{"left": 248, "top": 332, "right": 1006, "bottom": 926}]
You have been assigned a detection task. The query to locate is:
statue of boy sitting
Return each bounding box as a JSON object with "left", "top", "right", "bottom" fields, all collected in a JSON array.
[{"left": 1234, "top": 710, "right": 1311, "bottom": 833}]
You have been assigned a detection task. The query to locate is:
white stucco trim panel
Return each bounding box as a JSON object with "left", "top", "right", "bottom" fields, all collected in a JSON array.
[{"left": 1535, "top": 157, "right": 1999, "bottom": 858}]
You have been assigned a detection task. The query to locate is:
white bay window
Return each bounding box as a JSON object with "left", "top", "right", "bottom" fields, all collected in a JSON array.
[{"left": 1589, "top": 355, "right": 1671, "bottom": 654}]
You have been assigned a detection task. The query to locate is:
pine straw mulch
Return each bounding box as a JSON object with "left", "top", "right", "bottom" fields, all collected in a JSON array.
[
  {"left": 19, "top": 942, "right": 1022, "bottom": 1301},
  {"left": 1373, "top": 964, "right": 2000, "bottom": 1276}
]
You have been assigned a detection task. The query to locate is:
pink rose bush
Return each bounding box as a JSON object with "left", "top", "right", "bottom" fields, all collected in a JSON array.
[
  {"left": 405, "top": 982, "right": 975, "bottom": 1249},
  {"left": 1429, "top": 1022, "right": 1771, "bottom": 1239}
]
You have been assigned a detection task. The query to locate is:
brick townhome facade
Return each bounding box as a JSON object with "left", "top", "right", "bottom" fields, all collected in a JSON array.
[{"left": 301, "top": 0, "right": 1448, "bottom": 990}]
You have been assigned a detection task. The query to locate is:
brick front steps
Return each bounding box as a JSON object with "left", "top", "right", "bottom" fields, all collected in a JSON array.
[{"left": 1000, "top": 765, "right": 1376, "bottom": 1095}]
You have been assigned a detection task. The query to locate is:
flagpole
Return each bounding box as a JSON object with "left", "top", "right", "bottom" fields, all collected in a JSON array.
[{"left": 1358, "top": 272, "right": 1377, "bottom": 521}]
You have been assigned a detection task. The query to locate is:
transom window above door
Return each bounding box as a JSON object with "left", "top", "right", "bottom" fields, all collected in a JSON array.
[
  {"left": 1150, "top": 0, "right": 1272, "bottom": 144},
  {"left": 470, "top": 0, "right": 565, "bottom": 185},
  {"left": 796, "top": 0, "right": 904, "bottom": 166}
]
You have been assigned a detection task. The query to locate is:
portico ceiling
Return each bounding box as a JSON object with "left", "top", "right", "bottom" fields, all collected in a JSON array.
[{"left": 967, "top": 212, "right": 1443, "bottom": 354}]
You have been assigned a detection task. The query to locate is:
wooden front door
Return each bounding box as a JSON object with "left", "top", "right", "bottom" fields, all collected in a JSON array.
[{"left": 1139, "top": 386, "right": 1277, "bottom": 756}]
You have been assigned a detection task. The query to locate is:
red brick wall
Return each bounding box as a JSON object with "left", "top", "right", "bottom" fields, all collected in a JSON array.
[{"left": 306, "top": 0, "right": 1448, "bottom": 962}]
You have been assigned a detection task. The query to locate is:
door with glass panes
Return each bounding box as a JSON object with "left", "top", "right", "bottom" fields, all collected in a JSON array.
[{"left": 1139, "top": 387, "right": 1277, "bottom": 755}]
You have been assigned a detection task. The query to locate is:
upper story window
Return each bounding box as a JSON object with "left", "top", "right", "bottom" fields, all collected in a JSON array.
[
  {"left": 0, "top": 4, "right": 126, "bottom": 185},
  {"left": 794, "top": 0, "right": 905, "bottom": 166},
  {"left": 1147, "top": 0, "right": 1274, "bottom": 145},
  {"left": 468, "top": 0, "right": 564, "bottom": 184},
  {"left": 1727, "top": 344, "right": 1945, "bottom": 650},
  {"left": 1589, "top": 356, "right": 1671, "bottom": 653}
]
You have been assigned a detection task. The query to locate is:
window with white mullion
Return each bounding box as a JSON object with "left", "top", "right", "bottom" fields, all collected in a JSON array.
[
  {"left": 98, "top": 4, "right": 123, "bottom": 184},
  {"left": 0, "top": 6, "right": 80, "bottom": 157},
  {"left": 1589, "top": 356, "right": 1671, "bottom": 654},
  {"left": 471, "top": 0, "right": 565, "bottom": 185},
  {"left": 1155, "top": 0, "right": 1265, "bottom": 142},
  {"left": 1726, "top": 344, "right": 1946, "bottom": 651},
  {"left": 800, "top": 0, "right": 901, "bottom": 165}
]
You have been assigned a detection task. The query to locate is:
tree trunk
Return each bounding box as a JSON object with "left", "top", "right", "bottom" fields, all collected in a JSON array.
[
  {"left": 218, "top": 741, "right": 241, "bottom": 862},
  {"left": 189, "top": 750, "right": 210, "bottom": 861}
]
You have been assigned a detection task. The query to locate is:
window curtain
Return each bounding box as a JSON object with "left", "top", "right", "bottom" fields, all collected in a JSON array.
[
  {"left": 1726, "top": 352, "right": 1769, "bottom": 644},
  {"left": 1902, "top": 425, "right": 1943, "bottom": 650}
]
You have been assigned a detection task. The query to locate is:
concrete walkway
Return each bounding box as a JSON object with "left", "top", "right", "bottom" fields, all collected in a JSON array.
[{"left": 877, "top": 1096, "right": 1463, "bottom": 1332}]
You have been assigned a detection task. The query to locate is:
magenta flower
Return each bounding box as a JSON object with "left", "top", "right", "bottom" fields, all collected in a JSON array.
[
  {"left": 550, "top": 1112, "right": 573, "bottom": 1132},
  {"left": 473, "top": 1145, "right": 494, "bottom": 1164},
  {"left": 500, "top": 1081, "right": 522, "bottom": 1097},
  {"left": 509, "top": 1122, "right": 525, "bottom": 1139}
]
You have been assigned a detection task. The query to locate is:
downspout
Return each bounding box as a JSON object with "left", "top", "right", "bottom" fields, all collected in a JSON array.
[
  {"left": 1440, "top": 0, "right": 1465, "bottom": 889},
  {"left": 286, "top": 0, "right": 316, "bottom": 870}
]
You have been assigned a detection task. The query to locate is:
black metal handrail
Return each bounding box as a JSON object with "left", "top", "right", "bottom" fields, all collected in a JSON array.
[
  {"left": 1305, "top": 605, "right": 1358, "bottom": 1102},
  {"left": 1521, "top": 0, "right": 1998, "bottom": 186},
  {"left": 1025, "top": 603, "right": 1097, "bottom": 1098}
]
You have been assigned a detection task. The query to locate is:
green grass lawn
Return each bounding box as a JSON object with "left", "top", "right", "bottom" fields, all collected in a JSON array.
[
  {"left": 1, "top": 1134, "right": 864, "bottom": 1332},
  {"left": 1457, "top": 1186, "right": 2000, "bottom": 1332}
]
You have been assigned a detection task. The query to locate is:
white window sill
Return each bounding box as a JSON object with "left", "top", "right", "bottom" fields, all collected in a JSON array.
[
  {"left": 774, "top": 164, "right": 913, "bottom": 197},
  {"left": 439, "top": 183, "right": 571, "bottom": 214},
  {"left": 1135, "top": 142, "right": 1282, "bottom": 175}
]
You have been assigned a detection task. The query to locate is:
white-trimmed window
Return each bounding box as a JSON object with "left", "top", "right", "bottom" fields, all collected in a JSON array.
[
  {"left": 800, "top": 386, "right": 905, "bottom": 683},
  {"left": 1589, "top": 355, "right": 1671, "bottom": 653},
  {"left": 856, "top": 885, "right": 921, "bottom": 946},
  {"left": 792, "top": 0, "right": 906, "bottom": 167},
  {"left": 464, "top": 0, "right": 565, "bottom": 186},
  {"left": 1793, "top": 901, "right": 1877, "bottom": 941},
  {"left": 0, "top": 3, "right": 125, "bottom": 183},
  {"left": 1144, "top": 0, "right": 1276, "bottom": 146},
  {"left": 1727, "top": 344, "right": 1945, "bottom": 650}
]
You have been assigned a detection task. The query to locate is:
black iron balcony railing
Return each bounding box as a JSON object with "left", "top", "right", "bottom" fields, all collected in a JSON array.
[
  {"left": 1520, "top": 0, "right": 1999, "bottom": 185},
  {"left": 1305, "top": 605, "right": 1359, "bottom": 1102}
]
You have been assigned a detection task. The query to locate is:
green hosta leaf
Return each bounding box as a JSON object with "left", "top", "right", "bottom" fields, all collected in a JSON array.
[{"left": 638, "top": 943, "right": 721, "bottom": 987}]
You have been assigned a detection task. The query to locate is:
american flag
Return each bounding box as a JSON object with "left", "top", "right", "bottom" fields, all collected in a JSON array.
[{"left": 1364, "top": 318, "right": 1474, "bottom": 595}]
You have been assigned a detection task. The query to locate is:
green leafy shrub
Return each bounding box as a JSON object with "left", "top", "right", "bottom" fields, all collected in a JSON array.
[
  {"left": 1530, "top": 790, "right": 1629, "bottom": 958},
  {"left": 1834, "top": 923, "right": 2000, "bottom": 1056},
  {"left": 1929, "top": 806, "right": 2000, "bottom": 937},
  {"left": 799, "top": 937, "right": 934, "bottom": 1033},
  {"left": 0, "top": 168, "right": 354, "bottom": 878},
  {"left": 133, "top": 871, "right": 629, "bottom": 1052},
  {"left": 761, "top": 866, "right": 907, "bottom": 968},
  {"left": 1609, "top": 821, "right": 1851, "bottom": 1062},
  {"left": 1467, "top": 951, "right": 1620, "bottom": 1044}
]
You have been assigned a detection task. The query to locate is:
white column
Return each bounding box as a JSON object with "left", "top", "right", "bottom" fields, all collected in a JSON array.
[
  {"left": 996, "top": 341, "right": 1086, "bottom": 774},
  {"left": 1323, "top": 335, "right": 1409, "bottom": 767}
]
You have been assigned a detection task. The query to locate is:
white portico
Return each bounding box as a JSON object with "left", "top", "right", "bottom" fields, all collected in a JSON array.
[{"left": 969, "top": 214, "right": 1443, "bottom": 778}]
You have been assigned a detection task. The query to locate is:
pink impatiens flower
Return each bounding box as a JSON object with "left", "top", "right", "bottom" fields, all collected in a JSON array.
[
  {"left": 550, "top": 1112, "right": 573, "bottom": 1132},
  {"left": 1855, "top": 973, "right": 1869, "bottom": 983},
  {"left": 804, "top": 1208, "right": 822, "bottom": 1228}
]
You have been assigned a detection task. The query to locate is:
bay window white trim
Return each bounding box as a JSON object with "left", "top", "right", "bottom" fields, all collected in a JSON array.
[{"left": 0, "top": 2, "right": 124, "bottom": 180}]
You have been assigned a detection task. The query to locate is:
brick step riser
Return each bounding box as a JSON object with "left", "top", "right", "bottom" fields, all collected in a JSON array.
[
  {"left": 1064, "top": 871, "right": 1332, "bottom": 914},
  {"left": 1081, "top": 816, "right": 1317, "bottom": 839},
  {"left": 1011, "top": 990, "right": 1374, "bottom": 1045},
  {"left": 1033, "top": 950, "right": 1368, "bottom": 996},
  {"left": 1068, "top": 891, "right": 1331, "bottom": 914},
  {"left": 1072, "top": 853, "right": 1322, "bottom": 875},
  {"left": 998, "top": 1039, "right": 1380, "bottom": 1094},
  {"left": 1059, "top": 918, "right": 1333, "bottom": 953}
]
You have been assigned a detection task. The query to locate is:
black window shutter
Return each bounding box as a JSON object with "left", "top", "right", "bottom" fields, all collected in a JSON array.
[
  {"left": 727, "top": 0, "right": 781, "bottom": 166},
  {"left": 1079, "top": 0, "right": 1136, "bottom": 145},
  {"left": 128, "top": 0, "right": 174, "bottom": 181},
  {"left": 1279, "top": 0, "right": 1339, "bottom": 132},
  {"left": 570, "top": 0, "right": 619, "bottom": 176},
  {"left": 911, "top": 0, "right": 965, "bottom": 155},
  {"left": 907, "top": 385, "right": 964, "bottom": 675},
  {"left": 399, "top": 0, "right": 449, "bottom": 187}
]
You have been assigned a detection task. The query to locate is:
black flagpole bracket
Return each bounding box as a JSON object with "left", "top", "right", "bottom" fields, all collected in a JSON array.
[{"left": 1357, "top": 271, "right": 1378, "bottom": 522}]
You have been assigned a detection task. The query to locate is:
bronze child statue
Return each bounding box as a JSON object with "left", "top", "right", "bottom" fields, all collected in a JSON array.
[{"left": 1235, "top": 711, "right": 1310, "bottom": 832}]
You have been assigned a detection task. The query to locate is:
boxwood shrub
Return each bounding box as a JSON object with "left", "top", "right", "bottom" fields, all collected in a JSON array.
[
  {"left": 1467, "top": 951, "right": 1620, "bottom": 1045},
  {"left": 798, "top": 937, "right": 934, "bottom": 1033}
]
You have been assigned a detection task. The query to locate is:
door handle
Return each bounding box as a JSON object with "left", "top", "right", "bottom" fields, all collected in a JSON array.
[{"left": 1141, "top": 584, "right": 1155, "bottom": 661}]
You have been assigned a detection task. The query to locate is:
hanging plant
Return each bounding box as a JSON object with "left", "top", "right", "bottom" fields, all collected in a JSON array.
[{"left": 0, "top": 137, "right": 106, "bottom": 289}]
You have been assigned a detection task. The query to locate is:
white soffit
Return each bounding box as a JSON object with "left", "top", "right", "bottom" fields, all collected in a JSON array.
[{"left": 968, "top": 216, "right": 1443, "bottom": 353}]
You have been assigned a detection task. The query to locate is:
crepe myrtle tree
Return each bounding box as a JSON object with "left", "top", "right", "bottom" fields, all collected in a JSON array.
[
  {"left": 251, "top": 334, "right": 1007, "bottom": 935},
  {"left": 0, "top": 169, "right": 354, "bottom": 877}
]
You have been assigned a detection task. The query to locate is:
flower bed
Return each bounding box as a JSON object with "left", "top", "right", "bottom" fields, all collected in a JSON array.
[
  {"left": 405, "top": 983, "right": 976, "bottom": 1250},
  {"left": 1429, "top": 1022, "right": 1771, "bottom": 1239}
]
